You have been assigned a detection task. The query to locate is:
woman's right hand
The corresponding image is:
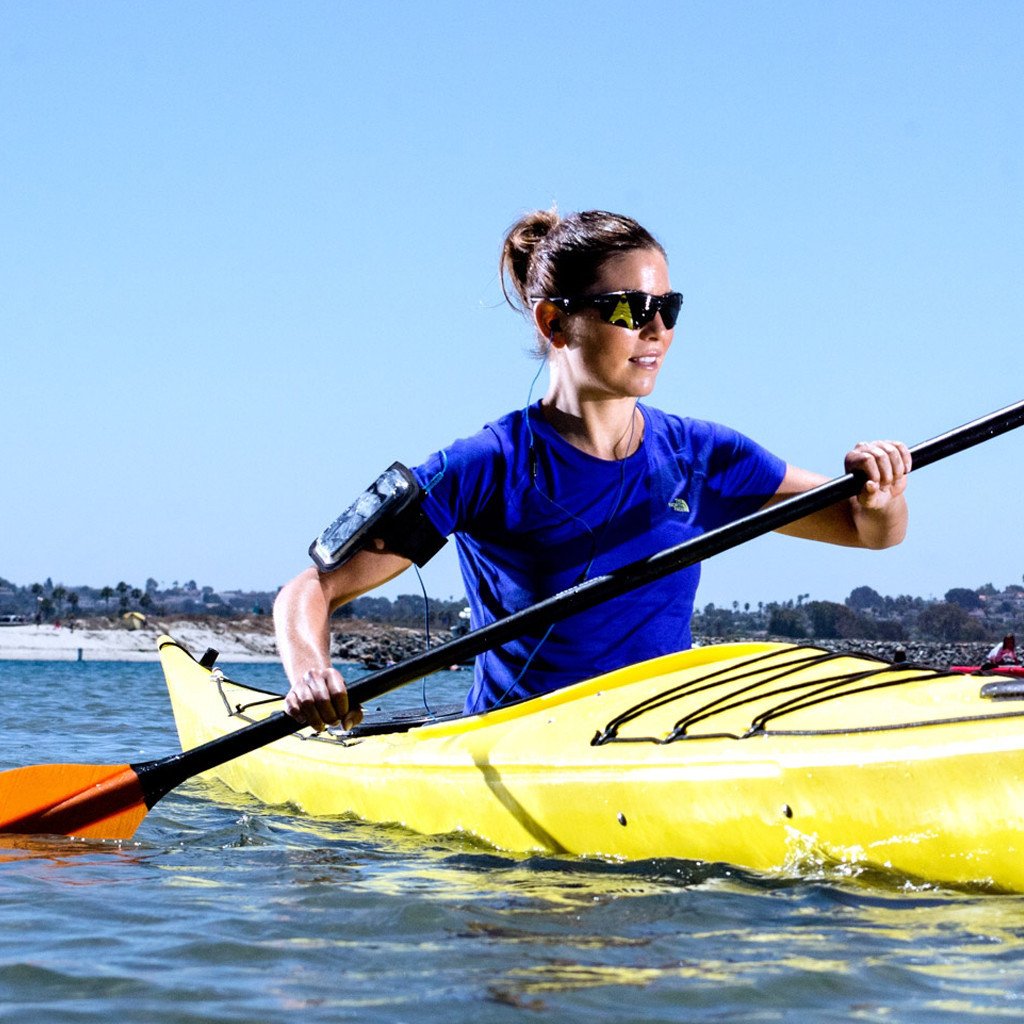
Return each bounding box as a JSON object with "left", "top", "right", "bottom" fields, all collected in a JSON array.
[
  {"left": 284, "top": 666, "right": 363, "bottom": 733},
  {"left": 275, "top": 553, "right": 411, "bottom": 734}
]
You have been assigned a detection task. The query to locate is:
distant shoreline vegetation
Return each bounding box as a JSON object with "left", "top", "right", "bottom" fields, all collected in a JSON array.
[
  {"left": 691, "top": 582, "right": 1024, "bottom": 644},
  {"left": 1, "top": 576, "right": 1022, "bottom": 643}
]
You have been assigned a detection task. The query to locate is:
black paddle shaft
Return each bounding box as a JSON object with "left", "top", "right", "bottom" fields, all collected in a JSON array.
[
  {"left": 346, "top": 397, "right": 1024, "bottom": 703},
  {"left": 142, "top": 397, "right": 1024, "bottom": 791}
]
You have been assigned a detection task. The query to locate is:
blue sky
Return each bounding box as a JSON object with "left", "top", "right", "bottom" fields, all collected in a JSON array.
[{"left": 2, "top": 1, "right": 1022, "bottom": 611}]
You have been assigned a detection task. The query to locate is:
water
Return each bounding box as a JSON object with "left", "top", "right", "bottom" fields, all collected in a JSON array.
[{"left": 3, "top": 659, "right": 1024, "bottom": 1022}]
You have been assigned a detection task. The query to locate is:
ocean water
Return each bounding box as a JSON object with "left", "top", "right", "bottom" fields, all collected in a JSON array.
[{"left": 3, "top": 658, "right": 1024, "bottom": 1023}]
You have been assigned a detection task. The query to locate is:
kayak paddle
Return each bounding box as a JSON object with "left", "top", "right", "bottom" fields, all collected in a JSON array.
[{"left": 2, "top": 397, "right": 1022, "bottom": 840}]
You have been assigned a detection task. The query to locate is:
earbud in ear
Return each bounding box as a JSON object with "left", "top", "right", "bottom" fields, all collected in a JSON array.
[{"left": 548, "top": 318, "right": 560, "bottom": 341}]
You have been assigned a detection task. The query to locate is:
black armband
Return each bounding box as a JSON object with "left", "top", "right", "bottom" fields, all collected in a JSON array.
[{"left": 309, "top": 462, "right": 447, "bottom": 573}]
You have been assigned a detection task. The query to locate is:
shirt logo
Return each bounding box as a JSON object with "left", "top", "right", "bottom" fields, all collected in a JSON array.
[{"left": 669, "top": 497, "right": 689, "bottom": 513}]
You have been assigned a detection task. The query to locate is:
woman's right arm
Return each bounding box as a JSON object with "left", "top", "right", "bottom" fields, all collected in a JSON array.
[{"left": 273, "top": 548, "right": 411, "bottom": 731}]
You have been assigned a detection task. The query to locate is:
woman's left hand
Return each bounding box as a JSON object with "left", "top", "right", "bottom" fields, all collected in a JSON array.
[{"left": 845, "top": 440, "right": 912, "bottom": 510}]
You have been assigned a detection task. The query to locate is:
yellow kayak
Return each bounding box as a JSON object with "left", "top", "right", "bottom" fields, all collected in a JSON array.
[{"left": 158, "top": 633, "right": 1024, "bottom": 890}]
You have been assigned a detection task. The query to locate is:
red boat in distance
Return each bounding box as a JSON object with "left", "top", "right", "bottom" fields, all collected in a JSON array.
[{"left": 951, "top": 634, "right": 1024, "bottom": 676}]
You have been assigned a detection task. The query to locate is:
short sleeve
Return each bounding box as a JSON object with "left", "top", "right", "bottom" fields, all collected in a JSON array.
[
  {"left": 410, "top": 426, "right": 505, "bottom": 538},
  {"left": 702, "top": 424, "right": 787, "bottom": 528}
]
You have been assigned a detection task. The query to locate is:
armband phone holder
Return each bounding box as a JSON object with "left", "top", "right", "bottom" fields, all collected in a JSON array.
[{"left": 309, "top": 462, "right": 445, "bottom": 572}]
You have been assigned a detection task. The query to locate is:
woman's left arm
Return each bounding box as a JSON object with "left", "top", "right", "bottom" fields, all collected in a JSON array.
[{"left": 771, "top": 440, "right": 911, "bottom": 549}]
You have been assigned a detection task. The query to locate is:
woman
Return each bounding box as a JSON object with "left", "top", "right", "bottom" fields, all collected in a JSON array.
[{"left": 275, "top": 209, "right": 910, "bottom": 732}]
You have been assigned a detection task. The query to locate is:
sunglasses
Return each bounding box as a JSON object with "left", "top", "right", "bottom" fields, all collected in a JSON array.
[{"left": 539, "top": 290, "right": 683, "bottom": 331}]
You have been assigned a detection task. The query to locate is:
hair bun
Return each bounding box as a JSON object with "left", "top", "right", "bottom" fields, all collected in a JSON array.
[{"left": 500, "top": 208, "right": 561, "bottom": 309}]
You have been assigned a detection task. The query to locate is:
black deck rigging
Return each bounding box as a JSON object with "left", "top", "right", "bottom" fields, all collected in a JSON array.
[{"left": 592, "top": 646, "right": 1024, "bottom": 746}]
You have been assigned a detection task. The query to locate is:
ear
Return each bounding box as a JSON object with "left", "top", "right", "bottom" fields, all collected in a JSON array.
[{"left": 532, "top": 300, "right": 564, "bottom": 345}]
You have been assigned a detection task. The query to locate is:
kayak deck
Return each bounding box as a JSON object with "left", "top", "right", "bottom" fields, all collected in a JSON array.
[{"left": 159, "top": 635, "right": 1024, "bottom": 890}]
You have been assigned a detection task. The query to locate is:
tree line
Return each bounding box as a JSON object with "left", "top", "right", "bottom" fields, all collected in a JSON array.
[
  {"left": 0, "top": 577, "right": 274, "bottom": 622},
  {"left": 3, "top": 575, "right": 1022, "bottom": 642},
  {"left": 691, "top": 582, "right": 1024, "bottom": 643}
]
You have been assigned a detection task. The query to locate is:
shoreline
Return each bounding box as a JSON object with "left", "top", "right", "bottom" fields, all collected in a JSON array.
[
  {"left": 0, "top": 617, "right": 1001, "bottom": 669},
  {"left": 0, "top": 618, "right": 280, "bottom": 663}
]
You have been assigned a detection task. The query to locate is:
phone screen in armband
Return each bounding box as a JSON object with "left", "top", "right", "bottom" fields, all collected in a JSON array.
[{"left": 309, "top": 463, "right": 420, "bottom": 572}]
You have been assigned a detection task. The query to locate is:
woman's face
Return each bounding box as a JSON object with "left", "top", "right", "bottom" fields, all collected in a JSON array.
[{"left": 554, "top": 248, "right": 675, "bottom": 402}]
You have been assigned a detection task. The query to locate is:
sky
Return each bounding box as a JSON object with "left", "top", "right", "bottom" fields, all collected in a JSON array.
[{"left": 2, "top": 0, "right": 1023, "bottom": 612}]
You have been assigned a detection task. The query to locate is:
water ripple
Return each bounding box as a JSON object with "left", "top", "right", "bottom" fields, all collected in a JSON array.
[{"left": 5, "top": 661, "right": 1024, "bottom": 1022}]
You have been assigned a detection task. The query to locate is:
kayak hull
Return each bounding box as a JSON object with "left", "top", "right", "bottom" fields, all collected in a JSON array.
[{"left": 159, "top": 635, "right": 1024, "bottom": 890}]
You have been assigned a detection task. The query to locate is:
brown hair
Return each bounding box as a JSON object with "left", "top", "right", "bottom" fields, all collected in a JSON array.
[{"left": 499, "top": 208, "right": 667, "bottom": 313}]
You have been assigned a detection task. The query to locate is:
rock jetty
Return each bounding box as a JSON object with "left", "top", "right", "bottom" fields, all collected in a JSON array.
[
  {"left": 695, "top": 636, "right": 1000, "bottom": 668},
  {"left": 333, "top": 622, "right": 461, "bottom": 668}
]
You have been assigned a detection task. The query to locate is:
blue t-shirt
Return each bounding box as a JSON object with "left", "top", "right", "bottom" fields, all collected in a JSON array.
[{"left": 412, "top": 402, "right": 786, "bottom": 713}]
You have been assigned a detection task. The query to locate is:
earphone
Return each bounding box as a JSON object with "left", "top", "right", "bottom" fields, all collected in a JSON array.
[{"left": 496, "top": 397, "right": 637, "bottom": 708}]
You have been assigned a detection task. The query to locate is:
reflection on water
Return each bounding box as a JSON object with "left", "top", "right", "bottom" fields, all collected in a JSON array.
[{"left": 4, "top": 660, "right": 1024, "bottom": 1021}]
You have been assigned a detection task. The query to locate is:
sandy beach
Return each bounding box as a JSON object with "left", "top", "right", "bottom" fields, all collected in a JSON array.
[
  {"left": 0, "top": 618, "right": 280, "bottom": 662},
  {"left": 0, "top": 615, "right": 469, "bottom": 668}
]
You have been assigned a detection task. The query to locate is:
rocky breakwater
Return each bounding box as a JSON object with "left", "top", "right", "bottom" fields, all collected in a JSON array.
[
  {"left": 816, "top": 639, "right": 1002, "bottom": 667},
  {"left": 333, "top": 626, "right": 1009, "bottom": 673},
  {"left": 332, "top": 621, "right": 462, "bottom": 669},
  {"left": 695, "top": 636, "right": 1003, "bottom": 669}
]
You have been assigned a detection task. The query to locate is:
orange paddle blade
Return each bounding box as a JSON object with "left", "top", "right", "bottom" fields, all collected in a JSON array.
[{"left": 0, "top": 763, "right": 148, "bottom": 839}]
